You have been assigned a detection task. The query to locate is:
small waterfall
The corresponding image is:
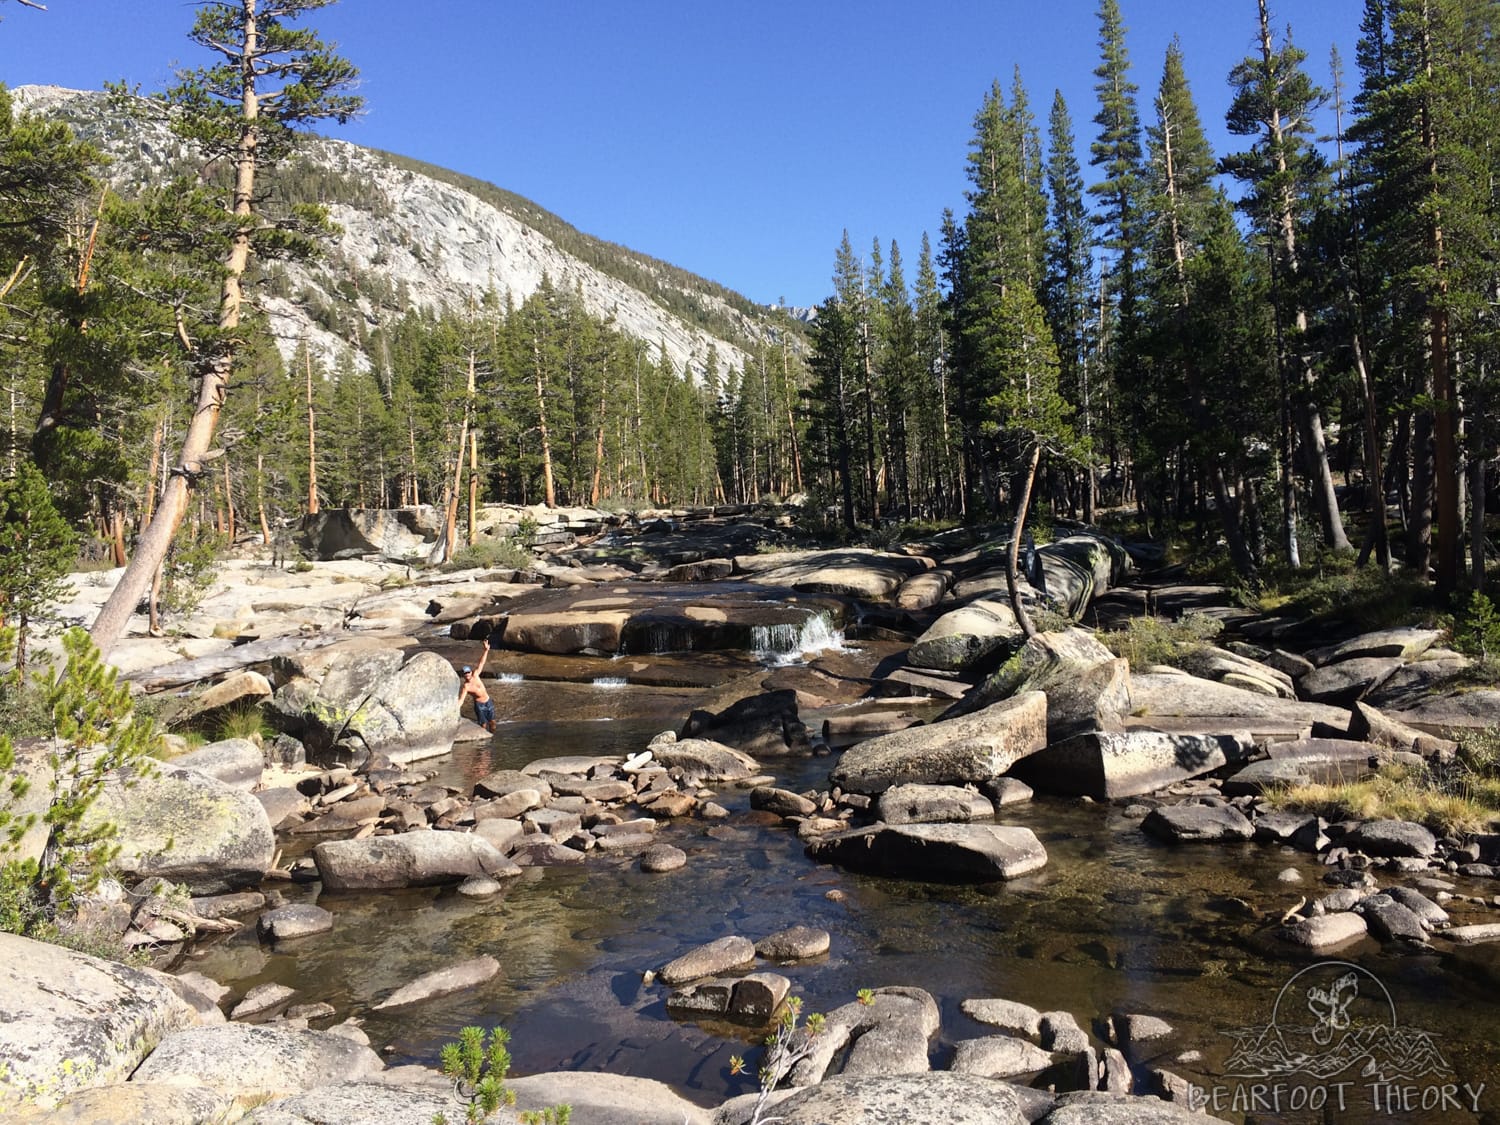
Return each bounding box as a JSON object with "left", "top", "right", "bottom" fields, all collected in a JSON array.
[
  {"left": 592, "top": 676, "right": 628, "bottom": 689},
  {"left": 752, "top": 612, "right": 845, "bottom": 665},
  {"left": 631, "top": 622, "right": 699, "bottom": 654},
  {"left": 497, "top": 672, "right": 525, "bottom": 684}
]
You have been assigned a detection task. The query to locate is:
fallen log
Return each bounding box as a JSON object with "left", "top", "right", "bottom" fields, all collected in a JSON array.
[{"left": 125, "top": 633, "right": 345, "bottom": 693}]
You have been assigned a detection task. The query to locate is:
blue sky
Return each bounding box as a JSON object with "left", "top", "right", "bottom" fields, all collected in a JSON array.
[{"left": 4, "top": 1, "right": 1363, "bottom": 308}]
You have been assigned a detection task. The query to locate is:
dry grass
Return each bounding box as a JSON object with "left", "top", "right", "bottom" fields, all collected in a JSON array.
[{"left": 1269, "top": 737, "right": 1500, "bottom": 837}]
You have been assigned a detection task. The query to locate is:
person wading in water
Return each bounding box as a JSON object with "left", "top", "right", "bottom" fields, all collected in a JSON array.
[{"left": 458, "top": 639, "right": 495, "bottom": 732}]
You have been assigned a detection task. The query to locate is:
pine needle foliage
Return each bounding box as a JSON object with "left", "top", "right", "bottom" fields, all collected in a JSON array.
[{"left": 0, "top": 628, "right": 159, "bottom": 936}]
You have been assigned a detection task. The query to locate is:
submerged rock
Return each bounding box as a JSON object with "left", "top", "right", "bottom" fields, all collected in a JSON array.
[
  {"left": 372, "top": 955, "right": 501, "bottom": 1011},
  {"left": 658, "top": 935, "right": 756, "bottom": 986},
  {"left": 1141, "top": 802, "right": 1255, "bottom": 843},
  {"left": 755, "top": 925, "right": 831, "bottom": 961},
  {"left": 876, "top": 783, "right": 995, "bottom": 825}
]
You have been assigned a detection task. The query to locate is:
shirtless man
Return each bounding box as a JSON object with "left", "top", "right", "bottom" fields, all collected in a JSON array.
[{"left": 458, "top": 639, "right": 495, "bottom": 732}]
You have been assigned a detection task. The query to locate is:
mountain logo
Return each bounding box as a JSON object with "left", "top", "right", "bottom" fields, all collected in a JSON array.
[{"left": 1221, "top": 960, "right": 1452, "bottom": 1083}]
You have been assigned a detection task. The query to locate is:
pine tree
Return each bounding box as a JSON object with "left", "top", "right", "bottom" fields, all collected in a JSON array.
[
  {"left": 1087, "top": 0, "right": 1148, "bottom": 510},
  {"left": 1044, "top": 90, "right": 1097, "bottom": 521},
  {"left": 1350, "top": 0, "right": 1499, "bottom": 589},
  {"left": 91, "top": 0, "right": 361, "bottom": 653},
  {"left": 1224, "top": 0, "right": 1350, "bottom": 561},
  {"left": 0, "top": 462, "right": 75, "bottom": 674}
]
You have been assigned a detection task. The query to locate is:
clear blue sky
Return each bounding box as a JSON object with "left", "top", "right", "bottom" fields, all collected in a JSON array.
[{"left": 4, "top": 1, "right": 1363, "bottom": 308}]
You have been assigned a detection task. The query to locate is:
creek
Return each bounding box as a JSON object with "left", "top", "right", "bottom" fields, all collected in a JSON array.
[{"left": 186, "top": 669, "right": 1500, "bottom": 1122}]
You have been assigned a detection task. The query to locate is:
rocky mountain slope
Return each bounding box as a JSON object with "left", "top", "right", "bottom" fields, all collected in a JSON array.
[{"left": 14, "top": 85, "right": 770, "bottom": 381}]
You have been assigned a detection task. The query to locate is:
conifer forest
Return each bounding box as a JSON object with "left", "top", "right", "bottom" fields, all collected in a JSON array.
[{"left": 3, "top": 0, "right": 1499, "bottom": 642}]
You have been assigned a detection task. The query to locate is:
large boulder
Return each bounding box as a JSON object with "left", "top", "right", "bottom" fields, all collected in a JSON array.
[
  {"left": 1129, "top": 671, "right": 1350, "bottom": 729},
  {"left": 170, "top": 737, "right": 265, "bottom": 789},
  {"left": 5, "top": 741, "right": 56, "bottom": 868},
  {"left": 1391, "top": 689, "right": 1500, "bottom": 739},
  {"left": 1309, "top": 626, "right": 1442, "bottom": 666},
  {"left": 787, "top": 987, "right": 941, "bottom": 1086},
  {"left": 268, "top": 649, "right": 460, "bottom": 766},
  {"left": 742, "top": 549, "right": 931, "bottom": 599},
  {"left": 510, "top": 1072, "right": 714, "bottom": 1125},
  {"left": 313, "top": 831, "right": 517, "bottom": 891},
  {"left": 245, "top": 1080, "right": 464, "bottom": 1124},
  {"left": 650, "top": 737, "right": 761, "bottom": 784},
  {"left": 299, "top": 506, "right": 441, "bottom": 560},
  {"left": 725, "top": 1072, "right": 1026, "bottom": 1125},
  {"left": 0, "top": 932, "right": 202, "bottom": 1112},
  {"left": 1347, "top": 702, "right": 1457, "bottom": 756},
  {"left": 10, "top": 1082, "right": 234, "bottom": 1124},
  {"left": 960, "top": 628, "right": 1130, "bottom": 742},
  {"left": 829, "top": 691, "right": 1047, "bottom": 795},
  {"left": 907, "top": 598, "right": 1024, "bottom": 673},
  {"left": 132, "top": 1024, "right": 384, "bottom": 1107},
  {"left": 83, "top": 764, "right": 274, "bottom": 894},
  {"left": 679, "top": 690, "right": 811, "bottom": 756},
  {"left": 1297, "top": 657, "right": 1402, "bottom": 706},
  {"left": 1012, "top": 729, "right": 1256, "bottom": 800},
  {"left": 807, "top": 822, "right": 1047, "bottom": 881}
]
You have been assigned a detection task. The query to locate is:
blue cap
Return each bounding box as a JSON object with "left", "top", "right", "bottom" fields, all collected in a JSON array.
[{"left": 462, "top": 666, "right": 473, "bottom": 674}]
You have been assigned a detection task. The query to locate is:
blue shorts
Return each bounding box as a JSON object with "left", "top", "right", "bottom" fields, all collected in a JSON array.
[{"left": 475, "top": 700, "right": 495, "bottom": 725}]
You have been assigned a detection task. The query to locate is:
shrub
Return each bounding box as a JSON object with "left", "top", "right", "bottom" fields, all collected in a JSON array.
[
  {"left": 160, "top": 528, "right": 226, "bottom": 621},
  {"left": 1252, "top": 561, "right": 1433, "bottom": 631},
  {"left": 217, "top": 704, "right": 268, "bottom": 743},
  {"left": 1268, "top": 734, "right": 1500, "bottom": 837},
  {"left": 450, "top": 538, "right": 534, "bottom": 573},
  {"left": 1452, "top": 592, "right": 1500, "bottom": 668},
  {"left": 0, "top": 462, "right": 77, "bottom": 674},
  {"left": 1099, "top": 613, "right": 1223, "bottom": 671}
]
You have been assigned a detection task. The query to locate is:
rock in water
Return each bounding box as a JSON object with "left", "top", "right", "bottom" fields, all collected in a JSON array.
[
  {"left": 829, "top": 692, "right": 1047, "bottom": 795},
  {"left": 807, "top": 823, "right": 1047, "bottom": 881}
]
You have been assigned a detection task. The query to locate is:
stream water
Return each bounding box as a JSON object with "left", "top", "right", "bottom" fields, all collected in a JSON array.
[{"left": 186, "top": 674, "right": 1500, "bottom": 1123}]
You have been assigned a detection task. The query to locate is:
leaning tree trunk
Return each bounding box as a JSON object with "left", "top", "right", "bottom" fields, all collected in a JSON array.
[
  {"left": 1005, "top": 443, "right": 1042, "bottom": 641},
  {"left": 90, "top": 7, "right": 262, "bottom": 655}
]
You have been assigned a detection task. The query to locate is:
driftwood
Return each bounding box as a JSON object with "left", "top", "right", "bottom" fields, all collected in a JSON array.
[{"left": 127, "top": 633, "right": 345, "bottom": 693}]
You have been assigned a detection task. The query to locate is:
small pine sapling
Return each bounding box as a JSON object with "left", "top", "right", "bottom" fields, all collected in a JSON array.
[
  {"left": 0, "top": 628, "right": 160, "bottom": 936},
  {"left": 728, "top": 995, "right": 827, "bottom": 1125},
  {"left": 432, "top": 1025, "right": 569, "bottom": 1125}
]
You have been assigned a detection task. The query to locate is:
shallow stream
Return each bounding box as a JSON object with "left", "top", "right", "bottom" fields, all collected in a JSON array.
[{"left": 188, "top": 675, "right": 1500, "bottom": 1123}]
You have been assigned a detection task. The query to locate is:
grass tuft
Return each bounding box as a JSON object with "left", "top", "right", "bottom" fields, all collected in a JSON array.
[{"left": 1268, "top": 727, "right": 1500, "bottom": 837}]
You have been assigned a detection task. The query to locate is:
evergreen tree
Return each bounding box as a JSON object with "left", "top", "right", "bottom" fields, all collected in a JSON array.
[
  {"left": 1350, "top": 0, "right": 1499, "bottom": 589},
  {"left": 91, "top": 0, "right": 361, "bottom": 653},
  {"left": 1224, "top": 0, "right": 1350, "bottom": 561},
  {"left": 1087, "top": 0, "right": 1148, "bottom": 511},
  {"left": 1044, "top": 90, "right": 1097, "bottom": 520},
  {"left": 0, "top": 462, "right": 75, "bottom": 673}
]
